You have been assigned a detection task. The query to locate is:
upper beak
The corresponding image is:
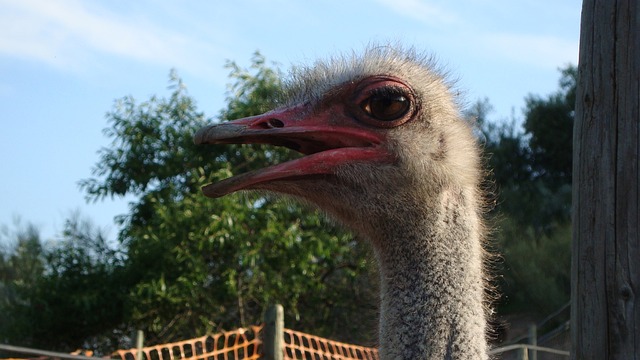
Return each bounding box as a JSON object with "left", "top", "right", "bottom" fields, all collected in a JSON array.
[
  {"left": 194, "top": 104, "right": 383, "bottom": 154},
  {"left": 194, "top": 103, "right": 393, "bottom": 198}
]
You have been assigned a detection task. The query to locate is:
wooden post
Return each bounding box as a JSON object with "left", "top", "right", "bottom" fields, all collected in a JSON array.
[
  {"left": 572, "top": 0, "right": 639, "bottom": 359},
  {"left": 263, "top": 304, "right": 284, "bottom": 360},
  {"left": 135, "top": 330, "right": 144, "bottom": 360},
  {"left": 528, "top": 324, "right": 537, "bottom": 360},
  {"left": 519, "top": 347, "right": 529, "bottom": 360}
]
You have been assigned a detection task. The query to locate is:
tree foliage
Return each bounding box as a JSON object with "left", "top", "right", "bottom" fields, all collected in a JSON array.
[
  {"left": 471, "top": 65, "right": 576, "bottom": 314},
  {"left": 0, "top": 215, "right": 126, "bottom": 351},
  {"left": 1, "top": 55, "right": 577, "bottom": 351},
  {"left": 78, "top": 53, "right": 379, "bottom": 346},
  {"left": 0, "top": 221, "right": 44, "bottom": 344}
]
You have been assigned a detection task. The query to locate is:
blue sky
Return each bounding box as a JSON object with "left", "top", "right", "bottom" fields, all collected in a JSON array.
[{"left": 0, "top": 0, "right": 581, "bottom": 242}]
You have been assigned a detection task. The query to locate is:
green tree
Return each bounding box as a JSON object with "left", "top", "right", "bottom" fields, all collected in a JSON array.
[
  {"left": 29, "top": 215, "right": 127, "bottom": 351},
  {"left": 1, "top": 57, "right": 576, "bottom": 350},
  {"left": 473, "top": 65, "right": 576, "bottom": 231},
  {"left": 80, "top": 53, "right": 378, "bottom": 346},
  {"left": 520, "top": 65, "right": 576, "bottom": 230},
  {"left": 0, "top": 215, "right": 127, "bottom": 352},
  {"left": 0, "top": 220, "right": 44, "bottom": 344},
  {"left": 524, "top": 66, "right": 576, "bottom": 192},
  {"left": 470, "top": 65, "right": 576, "bottom": 315}
]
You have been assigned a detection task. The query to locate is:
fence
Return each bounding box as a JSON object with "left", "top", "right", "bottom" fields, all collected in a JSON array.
[
  {"left": 1, "top": 304, "right": 571, "bottom": 360},
  {"left": 114, "top": 304, "right": 568, "bottom": 360},
  {"left": 489, "top": 303, "right": 571, "bottom": 360},
  {"left": 490, "top": 344, "right": 569, "bottom": 360},
  {"left": 114, "top": 305, "right": 378, "bottom": 360},
  {"left": 116, "top": 326, "right": 263, "bottom": 360},
  {"left": 282, "top": 329, "right": 378, "bottom": 360}
]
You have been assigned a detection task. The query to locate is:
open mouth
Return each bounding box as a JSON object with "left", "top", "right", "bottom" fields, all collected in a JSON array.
[{"left": 193, "top": 104, "right": 393, "bottom": 198}]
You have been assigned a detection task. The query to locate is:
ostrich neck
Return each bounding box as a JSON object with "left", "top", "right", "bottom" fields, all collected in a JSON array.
[{"left": 370, "top": 189, "right": 488, "bottom": 360}]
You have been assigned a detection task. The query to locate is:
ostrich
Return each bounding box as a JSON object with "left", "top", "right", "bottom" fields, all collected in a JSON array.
[{"left": 195, "top": 45, "right": 490, "bottom": 359}]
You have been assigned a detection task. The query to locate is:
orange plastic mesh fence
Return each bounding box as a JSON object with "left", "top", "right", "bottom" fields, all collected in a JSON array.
[
  {"left": 283, "top": 328, "right": 379, "bottom": 360},
  {"left": 114, "top": 325, "right": 378, "bottom": 360},
  {"left": 115, "top": 325, "right": 262, "bottom": 360}
]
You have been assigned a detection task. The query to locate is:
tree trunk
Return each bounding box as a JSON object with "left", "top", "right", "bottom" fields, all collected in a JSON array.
[{"left": 571, "top": 0, "right": 640, "bottom": 359}]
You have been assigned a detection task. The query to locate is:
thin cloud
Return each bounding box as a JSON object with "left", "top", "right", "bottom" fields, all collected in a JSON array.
[
  {"left": 0, "top": 0, "right": 225, "bottom": 74},
  {"left": 374, "top": 0, "right": 577, "bottom": 70},
  {"left": 375, "top": 0, "right": 461, "bottom": 26},
  {"left": 479, "top": 32, "right": 579, "bottom": 68}
]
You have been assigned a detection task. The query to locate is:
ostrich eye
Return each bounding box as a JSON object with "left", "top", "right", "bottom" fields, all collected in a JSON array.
[{"left": 361, "top": 91, "right": 410, "bottom": 121}]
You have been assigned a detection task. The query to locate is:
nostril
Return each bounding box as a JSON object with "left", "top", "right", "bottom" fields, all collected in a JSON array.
[
  {"left": 255, "top": 118, "right": 285, "bottom": 129},
  {"left": 267, "top": 118, "right": 284, "bottom": 128}
]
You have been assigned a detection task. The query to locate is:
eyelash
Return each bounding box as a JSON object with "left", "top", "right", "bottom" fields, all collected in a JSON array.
[{"left": 365, "top": 86, "right": 406, "bottom": 99}]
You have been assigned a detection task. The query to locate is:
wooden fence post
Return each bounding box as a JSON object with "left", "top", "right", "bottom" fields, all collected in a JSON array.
[
  {"left": 264, "top": 304, "right": 284, "bottom": 360},
  {"left": 528, "top": 324, "right": 537, "bottom": 360},
  {"left": 135, "top": 330, "right": 144, "bottom": 360},
  {"left": 572, "top": 0, "right": 639, "bottom": 358}
]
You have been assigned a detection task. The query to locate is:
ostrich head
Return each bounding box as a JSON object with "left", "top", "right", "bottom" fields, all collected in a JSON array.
[
  {"left": 195, "top": 45, "right": 488, "bottom": 359},
  {"left": 195, "top": 46, "right": 482, "bottom": 242}
]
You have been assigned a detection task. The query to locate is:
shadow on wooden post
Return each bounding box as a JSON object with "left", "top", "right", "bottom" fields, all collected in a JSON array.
[{"left": 263, "top": 304, "right": 284, "bottom": 360}]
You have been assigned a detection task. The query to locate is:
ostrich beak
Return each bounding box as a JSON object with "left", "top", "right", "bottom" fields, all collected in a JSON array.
[{"left": 194, "top": 103, "right": 393, "bottom": 198}]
